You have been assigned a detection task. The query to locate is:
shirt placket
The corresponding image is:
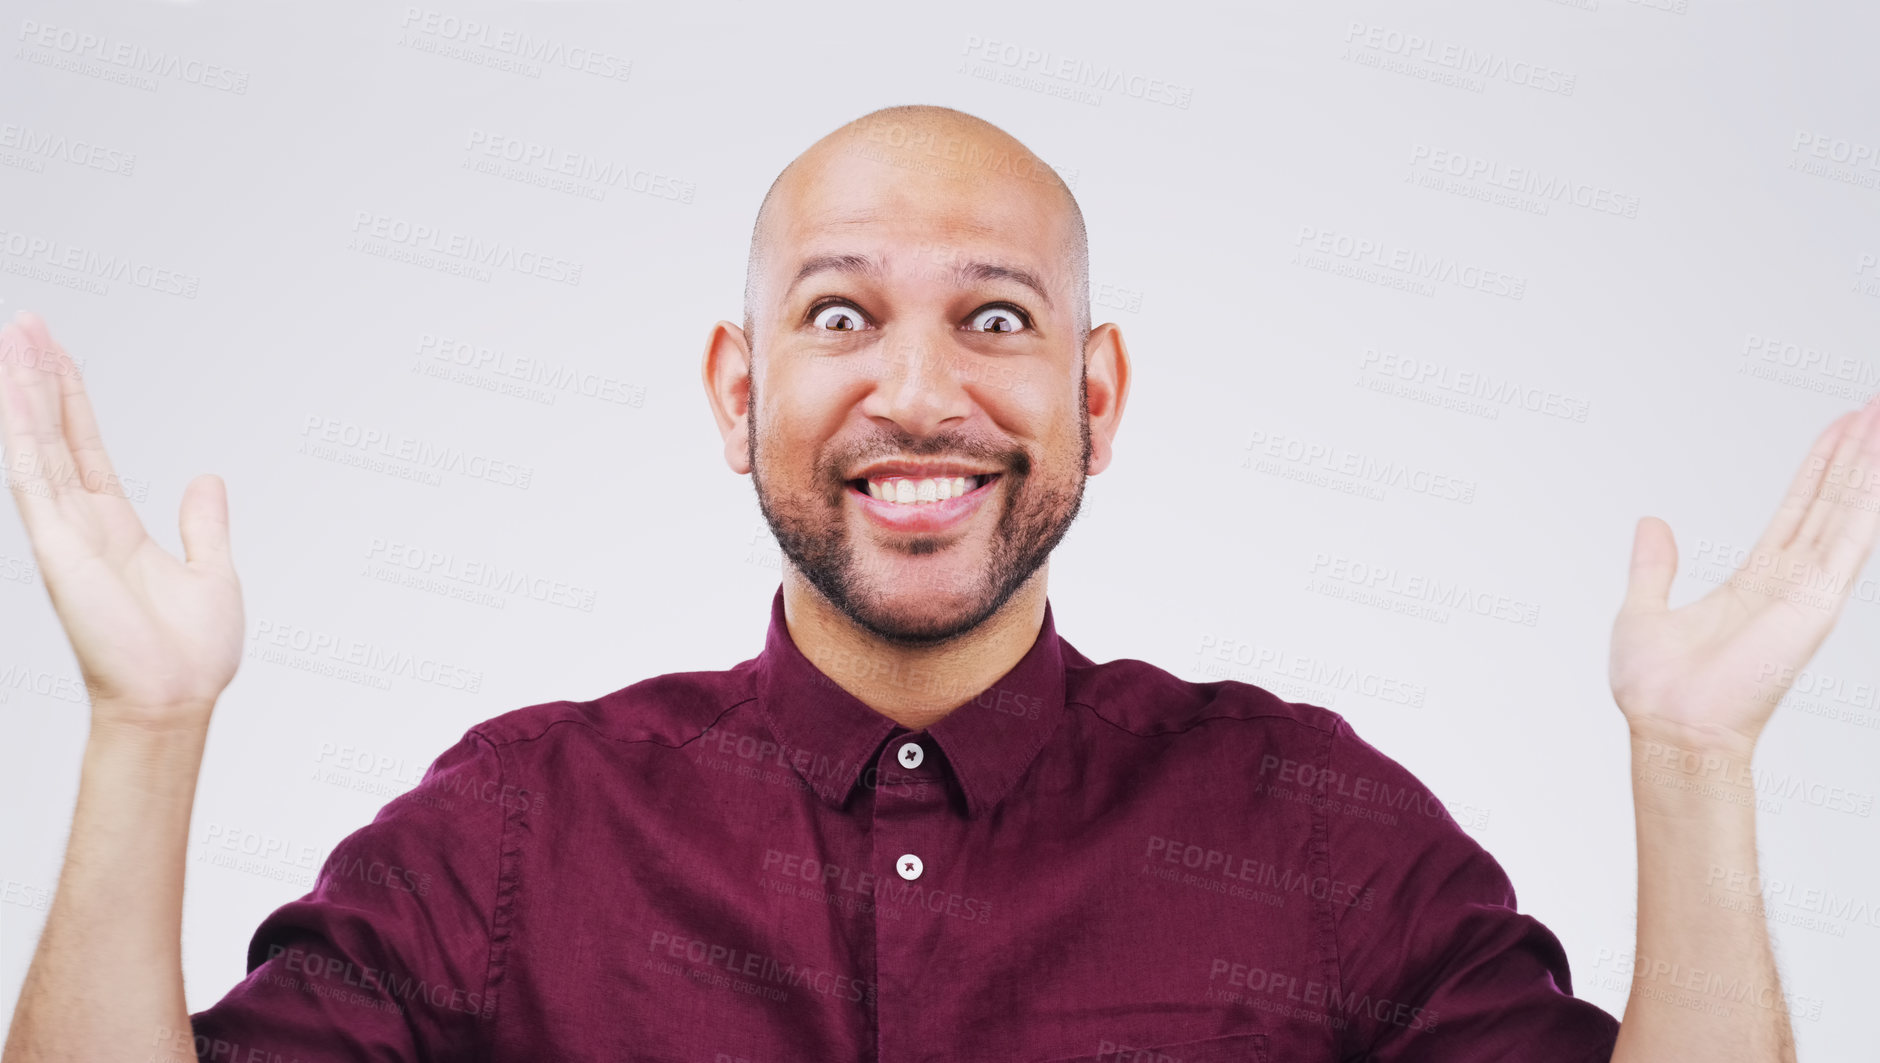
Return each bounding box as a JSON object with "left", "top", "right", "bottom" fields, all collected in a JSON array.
[{"left": 868, "top": 728, "right": 958, "bottom": 1063}]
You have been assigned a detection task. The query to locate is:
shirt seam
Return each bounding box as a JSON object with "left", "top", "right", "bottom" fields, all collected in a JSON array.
[
  {"left": 1317, "top": 718, "right": 1349, "bottom": 1058},
  {"left": 461, "top": 697, "right": 754, "bottom": 1055},
  {"left": 475, "top": 696, "right": 757, "bottom": 753},
  {"left": 957, "top": 686, "right": 1069, "bottom": 816},
  {"left": 480, "top": 732, "right": 521, "bottom": 1063},
  {"left": 1068, "top": 697, "right": 1340, "bottom": 740}
]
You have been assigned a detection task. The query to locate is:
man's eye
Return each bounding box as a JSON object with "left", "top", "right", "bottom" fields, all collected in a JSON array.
[
  {"left": 812, "top": 304, "right": 867, "bottom": 332},
  {"left": 969, "top": 306, "right": 1027, "bottom": 334}
]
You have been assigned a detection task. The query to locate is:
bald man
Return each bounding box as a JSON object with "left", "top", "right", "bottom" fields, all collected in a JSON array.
[{"left": 3, "top": 104, "right": 1856, "bottom": 1062}]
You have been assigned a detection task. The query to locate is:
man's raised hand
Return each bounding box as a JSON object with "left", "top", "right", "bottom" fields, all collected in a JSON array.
[
  {"left": 1611, "top": 395, "right": 1880, "bottom": 753},
  {"left": 0, "top": 310, "right": 243, "bottom": 732}
]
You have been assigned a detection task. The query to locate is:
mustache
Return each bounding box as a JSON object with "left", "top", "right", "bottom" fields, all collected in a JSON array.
[{"left": 819, "top": 430, "right": 1032, "bottom": 482}]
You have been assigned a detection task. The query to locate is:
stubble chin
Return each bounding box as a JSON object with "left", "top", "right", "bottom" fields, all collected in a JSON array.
[{"left": 756, "top": 468, "right": 1084, "bottom": 647}]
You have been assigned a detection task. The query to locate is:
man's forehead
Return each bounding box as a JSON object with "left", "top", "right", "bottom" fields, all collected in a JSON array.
[
  {"left": 742, "top": 110, "right": 1088, "bottom": 334},
  {"left": 777, "top": 132, "right": 1063, "bottom": 228},
  {"left": 768, "top": 192, "right": 1067, "bottom": 289},
  {"left": 779, "top": 187, "right": 1041, "bottom": 235}
]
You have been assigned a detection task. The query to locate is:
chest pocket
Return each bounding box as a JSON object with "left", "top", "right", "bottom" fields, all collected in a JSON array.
[{"left": 1033, "top": 1030, "right": 1270, "bottom": 1063}]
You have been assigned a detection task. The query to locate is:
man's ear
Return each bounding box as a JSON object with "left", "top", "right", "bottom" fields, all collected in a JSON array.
[
  {"left": 702, "top": 320, "right": 754, "bottom": 475},
  {"left": 1082, "top": 322, "right": 1131, "bottom": 476}
]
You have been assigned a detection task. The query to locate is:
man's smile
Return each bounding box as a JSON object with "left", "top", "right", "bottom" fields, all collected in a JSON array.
[
  {"left": 850, "top": 473, "right": 995, "bottom": 503},
  {"left": 845, "top": 472, "right": 1002, "bottom": 532}
]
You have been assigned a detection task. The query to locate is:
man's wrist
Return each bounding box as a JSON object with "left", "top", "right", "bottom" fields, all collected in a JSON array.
[
  {"left": 1624, "top": 714, "right": 1759, "bottom": 762},
  {"left": 1626, "top": 719, "right": 1765, "bottom": 823},
  {"left": 87, "top": 703, "right": 214, "bottom": 766}
]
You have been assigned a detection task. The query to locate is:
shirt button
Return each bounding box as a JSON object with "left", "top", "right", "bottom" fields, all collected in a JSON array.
[
  {"left": 896, "top": 740, "right": 924, "bottom": 769},
  {"left": 896, "top": 853, "right": 924, "bottom": 881}
]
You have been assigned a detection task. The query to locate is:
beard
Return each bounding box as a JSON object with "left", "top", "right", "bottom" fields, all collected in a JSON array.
[{"left": 749, "top": 373, "right": 1091, "bottom": 647}]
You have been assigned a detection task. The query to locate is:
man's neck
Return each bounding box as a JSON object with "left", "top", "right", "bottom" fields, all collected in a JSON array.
[{"left": 781, "top": 566, "right": 1049, "bottom": 732}]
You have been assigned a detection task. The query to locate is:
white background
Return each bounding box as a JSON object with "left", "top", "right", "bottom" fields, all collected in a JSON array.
[{"left": 2, "top": 0, "right": 1877, "bottom": 1056}]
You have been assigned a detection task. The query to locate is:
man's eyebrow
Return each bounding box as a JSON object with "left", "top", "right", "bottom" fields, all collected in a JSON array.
[
  {"left": 955, "top": 261, "right": 1055, "bottom": 311},
  {"left": 782, "top": 253, "right": 1056, "bottom": 310},
  {"left": 785, "top": 253, "right": 882, "bottom": 302}
]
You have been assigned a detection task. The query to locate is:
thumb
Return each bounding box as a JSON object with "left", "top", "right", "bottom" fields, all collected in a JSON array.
[
  {"left": 1621, "top": 515, "right": 1677, "bottom": 614},
  {"left": 179, "top": 473, "right": 233, "bottom": 572}
]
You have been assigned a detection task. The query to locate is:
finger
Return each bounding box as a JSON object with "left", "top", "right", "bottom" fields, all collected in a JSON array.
[
  {"left": 1818, "top": 409, "right": 1880, "bottom": 593},
  {"left": 179, "top": 473, "right": 234, "bottom": 573},
  {"left": 15, "top": 312, "right": 123, "bottom": 498},
  {"left": 1752, "top": 409, "right": 1855, "bottom": 558},
  {"left": 1791, "top": 395, "right": 1880, "bottom": 552},
  {"left": 0, "top": 316, "right": 77, "bottom": 523},
  {"left": 1621, "top": 515, "right": 1678, "bottom": 614}
]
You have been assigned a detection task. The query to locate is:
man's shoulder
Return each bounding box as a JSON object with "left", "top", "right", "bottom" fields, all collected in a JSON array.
[
  {"left": 1062, "top": 647, "right": 1346, "bottom": 745},
  {"left": 462, "top": 656, "right": 761, "bottom": 752}
]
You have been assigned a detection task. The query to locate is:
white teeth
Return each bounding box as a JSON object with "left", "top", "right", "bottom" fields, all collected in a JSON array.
[{"left": 861, "top": 475, "right": 987, "bottom": 505}]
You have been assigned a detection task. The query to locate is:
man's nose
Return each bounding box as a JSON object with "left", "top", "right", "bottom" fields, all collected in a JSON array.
[{"left": 861, "top": 328, "right": 973, "bottom": 435}]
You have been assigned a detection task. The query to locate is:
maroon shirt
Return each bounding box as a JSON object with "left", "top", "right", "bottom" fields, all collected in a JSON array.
[{"left": 188, "top": 588, "right": 1618, "bottom": 1062}]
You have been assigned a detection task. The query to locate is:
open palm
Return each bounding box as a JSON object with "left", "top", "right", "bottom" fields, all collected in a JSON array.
[
  {"left": 0, "top": 312, "right": 243, "bottom": 729},
  {"left": 1611, "top": 398, "right": 1880, "bottom": 750}
]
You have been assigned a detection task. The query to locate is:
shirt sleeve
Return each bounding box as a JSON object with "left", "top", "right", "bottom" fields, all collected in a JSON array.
[
  {"left": 187, "top": 729, "right": 513, "bottom": 1063},
  {"left": 1325, "top": 716, "right": 1619, "bottom": 1062}
]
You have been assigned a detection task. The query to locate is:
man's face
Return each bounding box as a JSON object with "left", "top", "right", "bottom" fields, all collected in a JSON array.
[{"left": 745, "top": 135, "right": 1090, "bottom": 646}]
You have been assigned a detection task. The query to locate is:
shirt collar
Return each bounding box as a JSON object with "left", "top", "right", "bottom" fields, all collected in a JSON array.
[{"left": 754, "top": 586, "right": 1068, "bottom": 818}]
